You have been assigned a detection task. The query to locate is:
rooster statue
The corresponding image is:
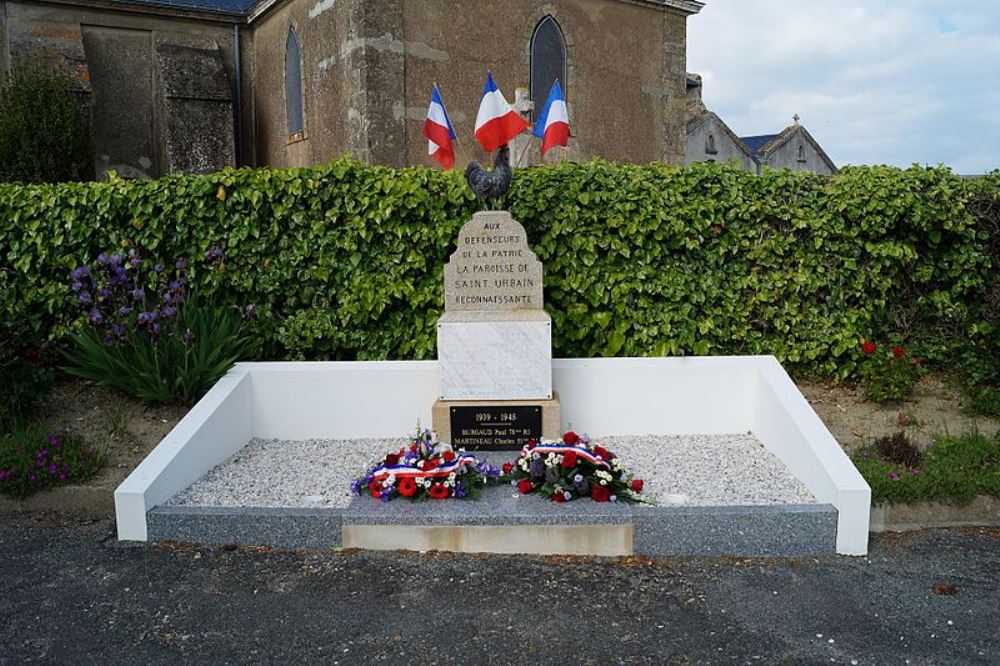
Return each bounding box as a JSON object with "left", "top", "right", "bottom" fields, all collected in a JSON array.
[{"left": 464, "top": 144, "right": 512, "bottom": 210}]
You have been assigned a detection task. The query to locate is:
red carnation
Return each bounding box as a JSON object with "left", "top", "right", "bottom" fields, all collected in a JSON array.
[
  {"left": 593, "top": 446, "right": 610, "bottom": 461},
  {"left": 442, "top": 450, "right": 456, "bottom": 462},
  {"left": 502, "top": 462, "right": 513, "bottom": 474},
  {"left": 631, "top": 479, "right": 644, "bottom": 493},
  {"left": 398, "top": 477, "right": 418, "bottom": 498},
  {"left": 862, "top": 340, "right": 877, "bottom": 355},
  {"left": 562, "top": 431, "right": 580, "bottom": 445},
  {"left": 517, "top": 479, "right": 534, "bottom": 495},
  {"left": 561, "top": 451, "right": 578, "bottom": 469},
  {"left": 384, "top": 453, "right": 400, "bottom": 466},
  {"left": 428, "top": 483, "right": 449, "bottom": 500},
  {"left": 892, "top": 346, "right": 905, "bottom": 358},
  {"left": 368, "top": 481, "right": 382, "bottom": 498},
  {"left": 591, "top": 485, "right": 611, "bottom": 502}
]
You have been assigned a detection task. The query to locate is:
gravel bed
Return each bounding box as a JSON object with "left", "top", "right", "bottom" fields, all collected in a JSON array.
[{"left": 167, "top": 433, "right": 815, "bottom": 509}]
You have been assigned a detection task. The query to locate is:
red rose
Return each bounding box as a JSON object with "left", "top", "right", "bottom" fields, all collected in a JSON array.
[
  {"left": 562, "top": 431, "right": 580, "bottom": 445},
  {"left": 443, "top": 450, "right": 456, "bottom": 462},
  {"left": 368, "top": 481, "right": 382, "bottom": 498},
  {"left": 631, "top": 479, "right": 644, "bottom": 493},
  {"left": 428, "top": 483, "right": 449, "bottom": 500},
  {"left": 517, "top": 479, "right": 534, "bottom": 495},
  {"left": 862, "top": 340, "right": 877, "bottom": 355},
  {"left": 591, "top": 485, "right": 611, "bottom": 502},
  {"left": 552, "top": 492, "right": 566, "bottom": 503},
  {"left": 384, "top": 453, "right": 400, "bottom": 466},
  {"left": 398, "top": 477, "right": 418, "bottom": 498},
  {"left": 502, "top": 462, "right": 513, "bottom": 474},
  {"left": 892, "top": 346, "right": 905, "bottom": 358},
  {"left": 593, "top": 446, "right": 610, "bottom": 461},
  {"left": 561, "top": 451, "right": 578, "bottom": 469},
  {"left": 527, "top": 439, "right": 538, "bottom": 449}
]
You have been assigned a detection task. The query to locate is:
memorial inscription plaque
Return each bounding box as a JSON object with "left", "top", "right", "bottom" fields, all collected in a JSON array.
[
  {"left": 443, "top": 211, "right": 544, "bottom": 312},
  {"left": 449, "top": 405, "right": 542, "bottom": 450}
]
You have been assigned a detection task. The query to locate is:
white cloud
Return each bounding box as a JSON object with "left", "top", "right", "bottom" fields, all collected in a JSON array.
[{"left": 688, "top": 0, "right": 1000, "bottom": 173}]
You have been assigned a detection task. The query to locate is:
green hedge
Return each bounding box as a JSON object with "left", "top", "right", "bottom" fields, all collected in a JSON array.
[{"left": 0, "top": 160, "right": 996, "bottom": 377}]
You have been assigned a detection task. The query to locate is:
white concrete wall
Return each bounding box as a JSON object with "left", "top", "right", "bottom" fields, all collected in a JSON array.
[{"left": 115, "top": 357, "right": 870, "bottom": 553}]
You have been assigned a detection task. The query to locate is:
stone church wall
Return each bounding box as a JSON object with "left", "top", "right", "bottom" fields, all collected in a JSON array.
[
  {"left": 1, "top": 1, "right": 238, "bottom": 179},
  {"left": 400, "top": 0, "right": 691, "bottom": 167},
  {"left": 760, "top": 129, "right": 836, "bottom": 176}
]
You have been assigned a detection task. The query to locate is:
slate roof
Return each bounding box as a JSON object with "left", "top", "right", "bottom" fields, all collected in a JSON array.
[
  {"left": 740, "top": 134, "right": 779, "bottom": 156},
  {"left": 118, "top": 0, "right": 261, "bottom": 16}
]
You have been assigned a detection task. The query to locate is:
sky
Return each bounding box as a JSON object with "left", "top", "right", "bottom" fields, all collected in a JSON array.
[{"left": 687, "top": 0, "right": 1000, "bottom": 174}]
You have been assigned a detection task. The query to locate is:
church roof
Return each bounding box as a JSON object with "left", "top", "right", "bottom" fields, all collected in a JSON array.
[
  {"left": 119, "top": 0, "right": 261, "bottom": 15},
  {"left": 740, "top": 134, "right": 780, "bottom": 156}
]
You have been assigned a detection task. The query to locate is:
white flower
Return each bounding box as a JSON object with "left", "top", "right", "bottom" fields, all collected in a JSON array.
[
  {"left": 573, "top": 474, "right": 584, "bottom": 483},
  {"left": 600, "top": 480, "right": 607, "bottom": 486},
  {"left": 610, "top": 495, "right": 618, "bottom": 502},
  {"left": 563, "top": 491, "right": 572, "bottom": 501},
  {"left": 385, "top": 475, "right": 396, "bottom": 486}
]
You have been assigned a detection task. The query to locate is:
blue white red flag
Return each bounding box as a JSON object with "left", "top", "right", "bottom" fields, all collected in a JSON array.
[
  {"left": 423, "top": 84, "right": 457, "bottom": 169},
  {"left": 532, "top": 80, "right": 570, "bottom": 156},
  {"left": 474, "top": 72, "right": 528, "bottom": 153}
]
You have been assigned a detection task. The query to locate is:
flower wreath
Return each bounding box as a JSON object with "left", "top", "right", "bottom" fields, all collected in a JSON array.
[
  {"left": 501, "top": 431, "right": 647, "bottom": 504},
  {"left": 351, "top": 428, "right": 502, "bottom": 502}
]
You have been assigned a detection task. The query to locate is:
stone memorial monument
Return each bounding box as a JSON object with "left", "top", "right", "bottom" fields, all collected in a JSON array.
[{"left": 432, "top": 210, "right": 561, "bottom": 450}]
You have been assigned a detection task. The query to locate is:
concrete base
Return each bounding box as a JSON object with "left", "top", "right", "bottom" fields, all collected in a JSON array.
[
  {"left": 145, "top": 487, "right": 839, "bottom": 557},
  {"left": 342, "top": 525, "right": 632, "bottom": 556},
  {"left": 432, "top": 392, "right": 561, "bottom": 448}
]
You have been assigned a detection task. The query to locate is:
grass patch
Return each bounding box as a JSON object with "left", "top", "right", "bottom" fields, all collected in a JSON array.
[
  {"left": 853, "top": 431, "right": 1000, "bottom": 506},
  {"left": 0, "top": 427, "right": 104, "bottom": 499}
]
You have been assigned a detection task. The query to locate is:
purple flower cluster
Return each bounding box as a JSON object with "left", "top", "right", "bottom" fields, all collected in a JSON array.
[{"left": 70, "top": 246, "right": 191, "bottom": 346}]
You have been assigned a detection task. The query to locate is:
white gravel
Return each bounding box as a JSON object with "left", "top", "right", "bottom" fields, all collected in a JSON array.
[{"left": 167, "top": 433, "right": 815, "bottom": 509}]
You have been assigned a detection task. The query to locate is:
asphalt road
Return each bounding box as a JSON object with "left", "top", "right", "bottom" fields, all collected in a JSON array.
[{"left": 1, "top": 516, "right": 997, "bottom": 665}]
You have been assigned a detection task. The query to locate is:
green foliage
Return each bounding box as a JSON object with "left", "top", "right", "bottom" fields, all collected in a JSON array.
[
  {"left": 0, "top": 317, "right": 54, "bottom": 432},
  {"left": 0, "top": 427, "right": 103, "bottom": 499},
  {"left": 0, "top": 160, "right": 995, "bottom": 382},
  {"left": 853, "top": 431, "right": 1000, "bottom": 505},
  {"left": 0, "top": 57, "right": 91, "bottom": 184},
  {"left": 859, "top": 342, "right": 924, "bottom": 404},
  {"left": 64, "top": 297, "right": 255, "bottom": 404}
]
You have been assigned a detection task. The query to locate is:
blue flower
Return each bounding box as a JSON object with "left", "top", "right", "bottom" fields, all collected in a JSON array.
[
  {"left": 350, "top": 479, "right": 362, "bottom": 496},
  {"left": 129, "top": 288, "right": 145, "bottom": 301},
  {"left": 89, "top": 308, "right": 103, "bottom": 324},
  {"left": 118, "top": 305, "right": 133, "bottom": 316},
  {"left": 454, "top": 481, "right": 467, "bottom": 499},
  {"left": 154, "top": 263, "right": 164, "bottom": 273},
  {"left": 78, "top": 291, "right": 92, "bottom": 305},
  {"left": 97, "top": 252, "right": 109, "bottom": 266}
]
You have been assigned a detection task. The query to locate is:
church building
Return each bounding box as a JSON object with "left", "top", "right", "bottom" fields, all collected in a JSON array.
[{"left": 0, "top": 0, "right": 705, "bottom": 179}]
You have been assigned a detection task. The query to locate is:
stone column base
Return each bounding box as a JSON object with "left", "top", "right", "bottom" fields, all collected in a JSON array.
[{"left": 432, "top": 392, "right": 561, "bottom": 451}]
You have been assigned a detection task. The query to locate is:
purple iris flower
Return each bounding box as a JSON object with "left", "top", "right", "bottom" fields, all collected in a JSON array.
[
  {"left": 181, "top": 329, "right": 196, "bottom": 343},
  {"left": 99, "top": 288, "right": 112, "bottom": 300},
  {"left": 118, "top": 305, "right": 133, "bottom": 316},
  {"left": 110, "top": 253, "right": 122, "bottom": 266},
  {"left": 130, "top": 288, "right": 145, "bottom": 301},
  {"left": 454, "top": 481, "right": 467, "bottom": 499},
  {"left": 89, "top": 308, "right": 103, "bottom": 324},
  {"left": 175, "top": 259, "right": 187, "bottom": 270},
  {"left": 71, "top": 281, "right": 83, "bottom": 293},
  {"left": 78, "top": 291, "right": 92, "bottom": 305},
  {"left": 97, "top": 252, "right": 109, "bottom": 266},
  {"left": 161, "top": 306, "right": 177, "bottom": 318},
  {"left": 350, "top": 479, "right": 362, "bottom": 496}
]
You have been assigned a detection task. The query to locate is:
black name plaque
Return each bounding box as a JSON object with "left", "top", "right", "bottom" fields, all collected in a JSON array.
[{"left": 450, "top": 405, "right": 542, "bottom": 451}]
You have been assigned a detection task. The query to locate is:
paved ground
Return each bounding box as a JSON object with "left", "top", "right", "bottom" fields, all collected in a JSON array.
[{"left": 1, "top": 516, "right": 997, "bottom": 665}]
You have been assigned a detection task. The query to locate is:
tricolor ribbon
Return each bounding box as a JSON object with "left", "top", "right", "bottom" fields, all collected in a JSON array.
[
  {"left": 370, "top": 455, "right": 479, "bottom": 481},
  {"left": 519, "top": 443, "right": 611, "bottom": 469}
]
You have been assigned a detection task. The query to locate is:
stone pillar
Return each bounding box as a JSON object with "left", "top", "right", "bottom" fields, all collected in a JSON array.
[{"left": 432, "top": 211, "right": 560, "bottom": 450}]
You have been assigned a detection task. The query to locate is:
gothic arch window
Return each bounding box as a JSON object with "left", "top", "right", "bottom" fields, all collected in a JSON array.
[
  {"left": 530, "top": 15, "right": 566, "bottom": 119},
  {"left": 706, "top": 134, "right": 718, "bottom": 155},
  {"left": 797, "top": 144, "right": 806, "bottom": 162},
  {"left": 285, "top": 27, "right": 305, "bottom": 137}
]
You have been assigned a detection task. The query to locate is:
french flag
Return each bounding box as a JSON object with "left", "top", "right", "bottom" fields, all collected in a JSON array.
[
  {"left": 474, "top": 72, "right": 528, "bottom": 153},
  {"left": 533, "top": 80, "right": 570, "bottom": 156},
  {"left": 423, "top": 84, "right": 456, "bottom": 169}
]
